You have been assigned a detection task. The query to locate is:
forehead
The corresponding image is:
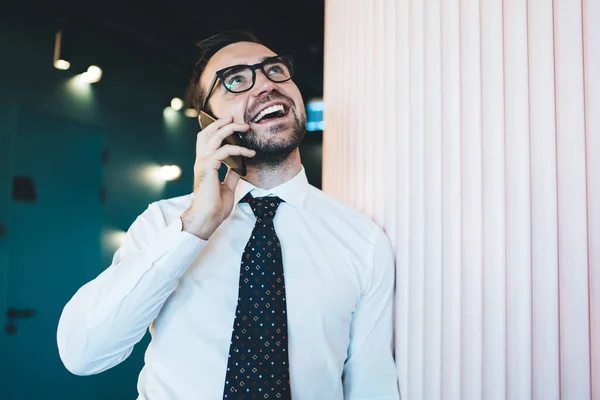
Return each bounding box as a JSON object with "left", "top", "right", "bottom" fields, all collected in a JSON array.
[{"left": 201, "top": 42, "right": 278, "bottom": 89}]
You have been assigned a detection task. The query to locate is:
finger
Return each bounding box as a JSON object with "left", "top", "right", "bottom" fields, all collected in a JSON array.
[
  {"left": 209, "top": 123, "right": 250, "bottom": 146},
  {"left": 222, "top": 168, "right": 242, "bottom": 192},
  {"left": 196, "top": 121, "right": 244, "bottom": 155},
  {"left": 212, "top": 144, "right": 256, "bottom": 162},
  {"left": 198, "top": 116, "right": 233, "bottom": 138},
  {"left": 198, "top": 124, "right": 251, "bottom": 158}
]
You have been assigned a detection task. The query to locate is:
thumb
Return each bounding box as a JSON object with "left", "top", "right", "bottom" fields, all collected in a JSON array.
[{"left": 223, "top": 168, "right": 242, "bottom": 192}]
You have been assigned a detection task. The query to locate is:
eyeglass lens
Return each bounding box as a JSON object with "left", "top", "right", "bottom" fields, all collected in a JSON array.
[{"left": 221, "top": 58, "right": 291, "bottom": 93}]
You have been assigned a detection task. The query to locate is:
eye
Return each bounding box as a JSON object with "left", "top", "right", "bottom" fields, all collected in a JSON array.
[
  {"left": 225, "top": 74, "right": 248, "bottom": 91},
  {"left": 268, "top": 65, "right": 284, "bottom": 75},
  {"left": 264, "top": 61, "right": 291, "bottom": 81}
]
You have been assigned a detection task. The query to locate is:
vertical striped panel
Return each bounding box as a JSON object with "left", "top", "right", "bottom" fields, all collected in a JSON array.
[
  {"left": 480, "top": 0, "right": 507, "bottom": 398},
  {"left": 321, "top": 0, "right": 338, "bottom": 196},
  {"left": 362, "top": 0, "right": 375, "bottom": 217},
  {"left": 322, "top": 1, "right": 597, "bottom": 399},
  {"left": 340, "top": 0, "right": 350, "bottom": 202},
  {"left": 459, "top": 0, "right": 483, "bottom": 398},
  {"left": 355, "top": 0, "right": 366, "bottom": 213},
  {"left": 554, "top": 0, "right": 592, "bottom": 398},
  {"left": 423, "top": 0, "right": 443, "bottom": 398},
  {"left": 440, "top": 0, "right": 462, "bottom": 398},
  {"left": 382, "top": 0, "right": 398, "bottom": 245},
  {"left": 372, "top": 0, "right": 386, "bottom": 225},
  {"left": 503, "top": 0, "right": 533, "bottom": 398},
  {"left": 582, "top": 0, "right": 600, "bottom": 396},
  {"left": 527, "top": 1, "right": 561, "bottom": 399},
  {"left": 408, "top": 0, "right": 426, "bottom": 397},
  {"left": 394, "top": 0, "right": 411, "bottom": 396}
]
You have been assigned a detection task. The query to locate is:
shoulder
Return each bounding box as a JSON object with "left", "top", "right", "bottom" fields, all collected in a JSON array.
[
  {"left": 303, "top": 185, "right": 385, "bottom": 246},
  {"left": 302, "top": 186, "right": 394, "bottom": 292},
  {"left": 305, "top": 185, "right": 379, "bottom": 230}
]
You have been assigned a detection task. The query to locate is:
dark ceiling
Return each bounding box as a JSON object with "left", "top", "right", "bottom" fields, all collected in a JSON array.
[{"left": 3, "top": 0, "right": 325, "bottom": 100}]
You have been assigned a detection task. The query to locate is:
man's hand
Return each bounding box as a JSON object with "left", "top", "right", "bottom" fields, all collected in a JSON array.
[{"left": 181, "top": 116, "right": 255, "bottom": 240}]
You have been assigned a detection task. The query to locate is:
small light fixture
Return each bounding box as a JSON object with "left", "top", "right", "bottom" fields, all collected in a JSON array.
[
  {"left": 78, "top": 65, "right": 102, "bottom": 84},
  {"left": 103, "top": 228, "right": 127, "bottom": 251},
  {"left": 159, "top": 165, "right": 181, "bottom": 181},
  {"left": 184, "top": 108, "right": 198, "bottom": 118},
  {"left": 171, "top": 98, "right": 184, "bottom": 111},
  {"left": 53, "top": 29, "right": 70, "bottom": 70},
  {"left": 54, "top": 59, "right": 70, "bottom": 71}
]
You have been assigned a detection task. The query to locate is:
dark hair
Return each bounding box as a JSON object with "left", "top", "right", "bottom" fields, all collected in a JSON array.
[{"left": 188, "top": 30, "right": 263, "bottom": 112}]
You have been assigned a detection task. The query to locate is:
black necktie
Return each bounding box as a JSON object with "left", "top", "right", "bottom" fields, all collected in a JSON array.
[{"left": 223, "top": 194, "right": 292, "bottom": 400}]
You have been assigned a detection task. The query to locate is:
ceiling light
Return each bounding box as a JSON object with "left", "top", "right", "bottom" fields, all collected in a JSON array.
[
  {"left": 53, "top": 29, "right": 70, "bottom": 70},
  {"left": 159, "top": 165, "right": 182, "bottom": 181},
  {"left": 54, "top": 59, "right": 70, "bottom": 70},
  {"left": 78, "top": 65, "right": 102, "bottom": 84},
  {"left": 171, "top": 98, "right": 184, "bottom": 111}
]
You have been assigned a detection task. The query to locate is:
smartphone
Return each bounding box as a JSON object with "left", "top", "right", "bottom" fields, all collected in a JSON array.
[{"left": 199, "top": 110, "right": 248, "bottom": 177}]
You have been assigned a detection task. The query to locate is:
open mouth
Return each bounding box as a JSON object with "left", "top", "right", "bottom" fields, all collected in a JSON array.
[{"left": 251, "top": 104, "right": 289, "bottom": 124}]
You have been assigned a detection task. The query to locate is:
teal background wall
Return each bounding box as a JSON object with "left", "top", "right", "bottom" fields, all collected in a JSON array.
[{"left": 0, "top": 10, "right": 199, "bottom": 399}]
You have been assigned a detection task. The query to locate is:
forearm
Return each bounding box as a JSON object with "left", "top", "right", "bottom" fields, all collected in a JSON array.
[
  {"left": 342, "top": 301, "right": 398, "bottom": 400},
  {"left": 57, "top": 218, "right": 205, "bottom": 375}
]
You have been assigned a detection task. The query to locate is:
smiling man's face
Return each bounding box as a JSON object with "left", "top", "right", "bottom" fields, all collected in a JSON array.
[{"left": 200, "top": 41, "right": 307, "bottom": 165}]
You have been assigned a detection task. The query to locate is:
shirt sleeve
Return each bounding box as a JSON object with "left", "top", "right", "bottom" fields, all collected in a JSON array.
[
  {"left": 342, "top": 226, "right": 400, "bottom": 399},
  {"left": 57, "top": 201, "right": 207, "bottom": 376}
]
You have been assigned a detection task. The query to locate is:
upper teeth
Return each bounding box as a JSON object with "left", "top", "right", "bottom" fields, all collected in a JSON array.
[{"left": 253, "top": 104, "right": 284, "bottom": 122}]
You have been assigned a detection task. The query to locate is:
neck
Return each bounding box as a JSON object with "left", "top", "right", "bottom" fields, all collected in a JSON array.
[{"left": 243, "top": 149, "right": 302, "bottom": 190}]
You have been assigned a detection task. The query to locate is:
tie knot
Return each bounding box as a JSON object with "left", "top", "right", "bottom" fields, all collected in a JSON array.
[{"left": 241, "top": 194, "right": 284, "bottom": 220}]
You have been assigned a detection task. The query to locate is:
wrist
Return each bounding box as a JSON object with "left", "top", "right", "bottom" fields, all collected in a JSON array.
[{"left": 180, "top": 209, "right": 213, "bottom": 240}]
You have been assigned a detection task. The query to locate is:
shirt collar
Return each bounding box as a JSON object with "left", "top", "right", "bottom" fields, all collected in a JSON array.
[{"left": 234, "top": 166, "right": 309, "bottom": 210}]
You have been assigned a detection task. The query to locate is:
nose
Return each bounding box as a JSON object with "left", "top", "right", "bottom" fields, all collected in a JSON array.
[{"left": 250, "top": 69, "right": 278, "bottom": 98}]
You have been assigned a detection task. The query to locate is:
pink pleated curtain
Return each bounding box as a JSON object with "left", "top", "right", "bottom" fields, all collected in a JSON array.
[{"left": 322, "top": 0, "right": 598, "bottom": 399}]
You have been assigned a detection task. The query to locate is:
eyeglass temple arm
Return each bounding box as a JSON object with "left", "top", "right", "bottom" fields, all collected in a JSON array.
[{"left": 202, "top": 74, "right": 220, "bottom": 111}]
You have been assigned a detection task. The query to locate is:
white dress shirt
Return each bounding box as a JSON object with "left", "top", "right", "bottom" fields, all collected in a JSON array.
[{"left": 57, "top": 167, "right": 399, "bottom": 400}]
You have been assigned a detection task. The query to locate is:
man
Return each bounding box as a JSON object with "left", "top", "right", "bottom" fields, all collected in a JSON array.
[{"left": 57, "top": 31, "right": 399, "bottom": 400}]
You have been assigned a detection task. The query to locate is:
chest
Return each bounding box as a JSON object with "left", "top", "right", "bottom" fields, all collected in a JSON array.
[{"left": 159, "top": 212, "right": 365, "bottom": 338}]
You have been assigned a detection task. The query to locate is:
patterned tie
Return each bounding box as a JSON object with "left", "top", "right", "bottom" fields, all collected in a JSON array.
[{"left": 223, "top": 194, "right": 292, "bottom": 400}]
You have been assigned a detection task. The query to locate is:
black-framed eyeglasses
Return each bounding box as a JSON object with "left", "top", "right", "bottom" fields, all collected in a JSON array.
[{"left": 201, "top": 55, "right": 294, "bottom": 111}]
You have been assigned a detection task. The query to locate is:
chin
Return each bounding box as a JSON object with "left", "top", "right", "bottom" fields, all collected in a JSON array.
[
  {"left": 245, "top": 121, "right": 306, "bottom": 167},
  {"left": 259, "top": 124, "right": 297, "bottom": 141}
]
